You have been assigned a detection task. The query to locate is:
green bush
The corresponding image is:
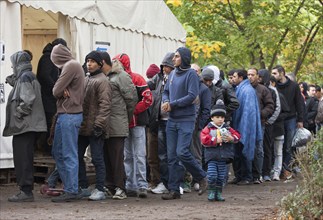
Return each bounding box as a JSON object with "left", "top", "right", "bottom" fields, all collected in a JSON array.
[{"left": 279, "top": 129, "right": 323, "bottom": 219}]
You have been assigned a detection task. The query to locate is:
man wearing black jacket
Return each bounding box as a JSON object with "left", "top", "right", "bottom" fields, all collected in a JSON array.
[{"left": 272, "top": 65, "right": 304, "bottom": 179}]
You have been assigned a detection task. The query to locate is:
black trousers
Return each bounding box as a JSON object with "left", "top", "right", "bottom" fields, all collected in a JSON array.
[
  {"left": 104, "top": 137, "right": 126, "bottom": 191},
  {"left": 13, "top": 132, "right": 37, "bottom": 193},
  {"left": 262, "top": 124, "right": 273, "bottom": 177}
]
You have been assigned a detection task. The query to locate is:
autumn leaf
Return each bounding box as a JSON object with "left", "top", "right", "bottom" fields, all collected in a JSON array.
[{"left": 166, "top": 0, "right": 182, "bottom": 7}]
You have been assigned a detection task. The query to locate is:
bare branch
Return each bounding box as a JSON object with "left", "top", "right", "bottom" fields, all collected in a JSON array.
[
  {"left": 227, "top": 0, "right": 244, "bottom": 32},
  {"left": 294, "top": 23, "right": 321, "bottom": 75}
]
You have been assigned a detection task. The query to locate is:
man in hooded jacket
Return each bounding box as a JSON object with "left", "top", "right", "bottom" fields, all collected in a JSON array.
[
  {"left": 50, "top": 44, "right": 84, "bottom": 202},
  {"left": 161, "top": 47, "right": 208, "bottom": 200},
  {"left": 3, "top": 51, "right": 47, "bottom": 202},
  {"left": 112, "top": 53, "right": 153, "bottom": 198}
]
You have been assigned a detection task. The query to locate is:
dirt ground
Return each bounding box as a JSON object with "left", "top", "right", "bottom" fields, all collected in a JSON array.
[{"left": 0, "top": 177, "right": 297, "bottom": 220}]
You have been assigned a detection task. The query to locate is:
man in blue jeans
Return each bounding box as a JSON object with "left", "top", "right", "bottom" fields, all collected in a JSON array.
[
  {"left": 272, "top": 65, "right": 304, "bottom": 179},
  {"left": 50, "top": 44, "right": 85, "bottom": 202},
  {"left": 161, "top": 47, "right": 208, "bottom": 200}
]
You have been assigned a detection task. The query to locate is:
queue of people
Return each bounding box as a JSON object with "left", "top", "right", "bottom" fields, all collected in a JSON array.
[{"left": 3, "top": 40, "right": 321, "bottom": 203}]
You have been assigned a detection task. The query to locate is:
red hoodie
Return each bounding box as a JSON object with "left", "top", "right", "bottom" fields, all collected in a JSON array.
[{"left": 113, "top": 53, "right": 153, "bottom": 128}]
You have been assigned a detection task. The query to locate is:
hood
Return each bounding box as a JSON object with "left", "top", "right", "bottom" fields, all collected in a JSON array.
[
  {"left": 50, "top": 44, "right": 73, "bottom": 69},
  {"left": 176, "top": 47, "right": 191, "bottom": 70},
  {"left": 110, "top": 59, "right": 125, "bottom": 74},
  {"left": 258, "top": 69, "right": 270, "bottom": 86},
  {"left": 208, "top": 65, "right": 220, "bottom": 84},
  {"left": 112, "top": 53, "right": 132, "bottom": 74},
  {"left": 161, "top": 52, "right": 175, "bottom": 69},
  {"left": 10, "top": 51, "right": 32, "bottom": 78},
  {"left": 277, "top": 76, "right": 291, "bottom": 88},
  {"left": 42, "top": 43, "right": 53, "bottom": 54}
]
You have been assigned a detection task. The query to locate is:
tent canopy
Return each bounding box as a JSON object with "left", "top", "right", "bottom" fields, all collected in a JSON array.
[{"left": 8, "top": 0, "right": 186, "bottom": 42}]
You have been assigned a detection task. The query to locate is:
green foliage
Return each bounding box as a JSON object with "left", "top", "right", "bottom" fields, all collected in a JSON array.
[
  {"left": 279, "top": 130, "right": 323, "bottom": 219},
  {"left": 166, "top": 0, "right": 323, "bottom": 85}
]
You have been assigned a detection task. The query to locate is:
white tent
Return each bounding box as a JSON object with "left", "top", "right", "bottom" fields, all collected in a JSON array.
[{"left": 0, "top": 0, "right": 186, "bottom": 168}]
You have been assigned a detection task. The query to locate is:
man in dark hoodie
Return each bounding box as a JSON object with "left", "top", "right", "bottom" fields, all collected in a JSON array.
[
  {"left": 161, "top": 47, "right": 208, "bottom": 200},
  {"left": 50, "top": 44, "right": 85, "bottom": 202},
  {"left": 272, "top": 65, "right": 304, "bottom": 179},
  {"left": 36, "top": 38, "right": 67, "bottom": 155}
]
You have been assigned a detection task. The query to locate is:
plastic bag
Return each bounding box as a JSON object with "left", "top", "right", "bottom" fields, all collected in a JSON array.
[{"left": 292, "top": 128, "right": 312, "bottom": 148}]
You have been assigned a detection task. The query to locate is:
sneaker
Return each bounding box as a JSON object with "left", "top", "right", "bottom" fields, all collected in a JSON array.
[
  {"left": 272, "top": 172, "right": 280, "bottom": 181},
  {"left": 263, "top": 175, "right": 271, "bottom": 182},
  {"left": 8, "top": 191, "right": 34, "bottom": 202},
  {"left": 179, "top": 186, "right": 184, "bottom": 195},
  {"left": 253, "top": 178, "right": 261, "bottom": 184},
  {"left": 162, "top": 191, "right": 181, "bottom": 200},
  {"left": 151, "top": 182, "right": 168, "bottom": 194},
  {"left": 89, "top": 189, "right": 106, "bottom": 201},
  {"left": 79, "top": 187, "right": 91, "bottom": 198},
  {"left": 113, "top": 187, "right": 127, "bottom": 200},
  {"left": 193, "top": 183, "right": 200, "bottom": 191},
  {"left": 237, "top": 180, "right": 252, "bottom": 185},
  {"left": 280, "top": 170, "right": 293, "bottom": 180},
  {"left": 228, "top": 178, "right": 241, "bottom": 184},
  {"left": 51, "top": 192, "right": 78, "bottom": 202},
  {"left": 103, "top": 187, "right": 114, "bottom": 198},
  {"left": 126, "top": 189, "right": 138, "bottom": 197},
  {"left": 198, "top": 177, "right": 208, "bottom": 195},
  {"left": 138, "top": 188, "right": 147, "bottom": 198}
]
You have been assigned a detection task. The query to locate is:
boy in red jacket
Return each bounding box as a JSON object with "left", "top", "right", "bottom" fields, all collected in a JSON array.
[{"left": 200, "top": 99, "right": 240, "bottom": 201}]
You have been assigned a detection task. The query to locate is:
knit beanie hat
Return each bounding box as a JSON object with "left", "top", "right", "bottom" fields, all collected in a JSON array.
[
  {"left": 85, "top": 51, "right": 103, "bottom": 67},
  {"left": 211, "top": 99, "right": 226, "bottom": 117},
  {"left": 146, "top": 64, "right": 160, "bottom": 79},
  {"left": 201, "top": 68, "right": 214, "bottom": 80},
  {"left": 161, "top": 52, "right": 175, "bottom": 69}
]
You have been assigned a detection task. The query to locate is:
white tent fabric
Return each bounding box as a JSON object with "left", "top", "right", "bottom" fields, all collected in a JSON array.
[
  {"left": 7, "top": 0, "right": 186, "bottom": 41},
  {"left": 0, "top": 0, "right": 21, "bottom": 168},
  {"left": 0, "top": 0, "right": 186, "bottom": 168}
]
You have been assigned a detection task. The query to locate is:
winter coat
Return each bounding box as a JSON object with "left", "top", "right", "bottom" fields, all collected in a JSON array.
[
  {"left": 200, "top": 122, "right": 240, "bottom": 163},
  {"left": 252, "top": 82, "right": 275, "bottom": 124},
  {"left": 276, "top": 77, "right": 304, "bottom": 123},
  {"left": 51, "top": 44, "right": 84, "bottom": 114},
  {"left": 107, "top": 60, "right": 138, "bottom": 137},
  {"left": 79, "top": 71, "right": 111, "bottom": 138},
  {"left": 3, "top": 51, "right": 47, "bottom": 136},
  {"left": 36, "top": 43, "right": 59, "bottom": 114},
  {"left": 214, "top": 79, "right": 239, "bottom": 122},
  {"left": 304, "top": 96, "right": 318, "bottom": 128},
  {"left": 113, "top": 54, "right": 152, "bottom": 128},
  {"left": 210, "top": 84, "right": 224, "bottom": 110},
  {"left": 267, "top": 85, "right": 280, "bottom": 125},
  {"left": 162, "top": 47, "right": 199, "bottom": 122}
]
